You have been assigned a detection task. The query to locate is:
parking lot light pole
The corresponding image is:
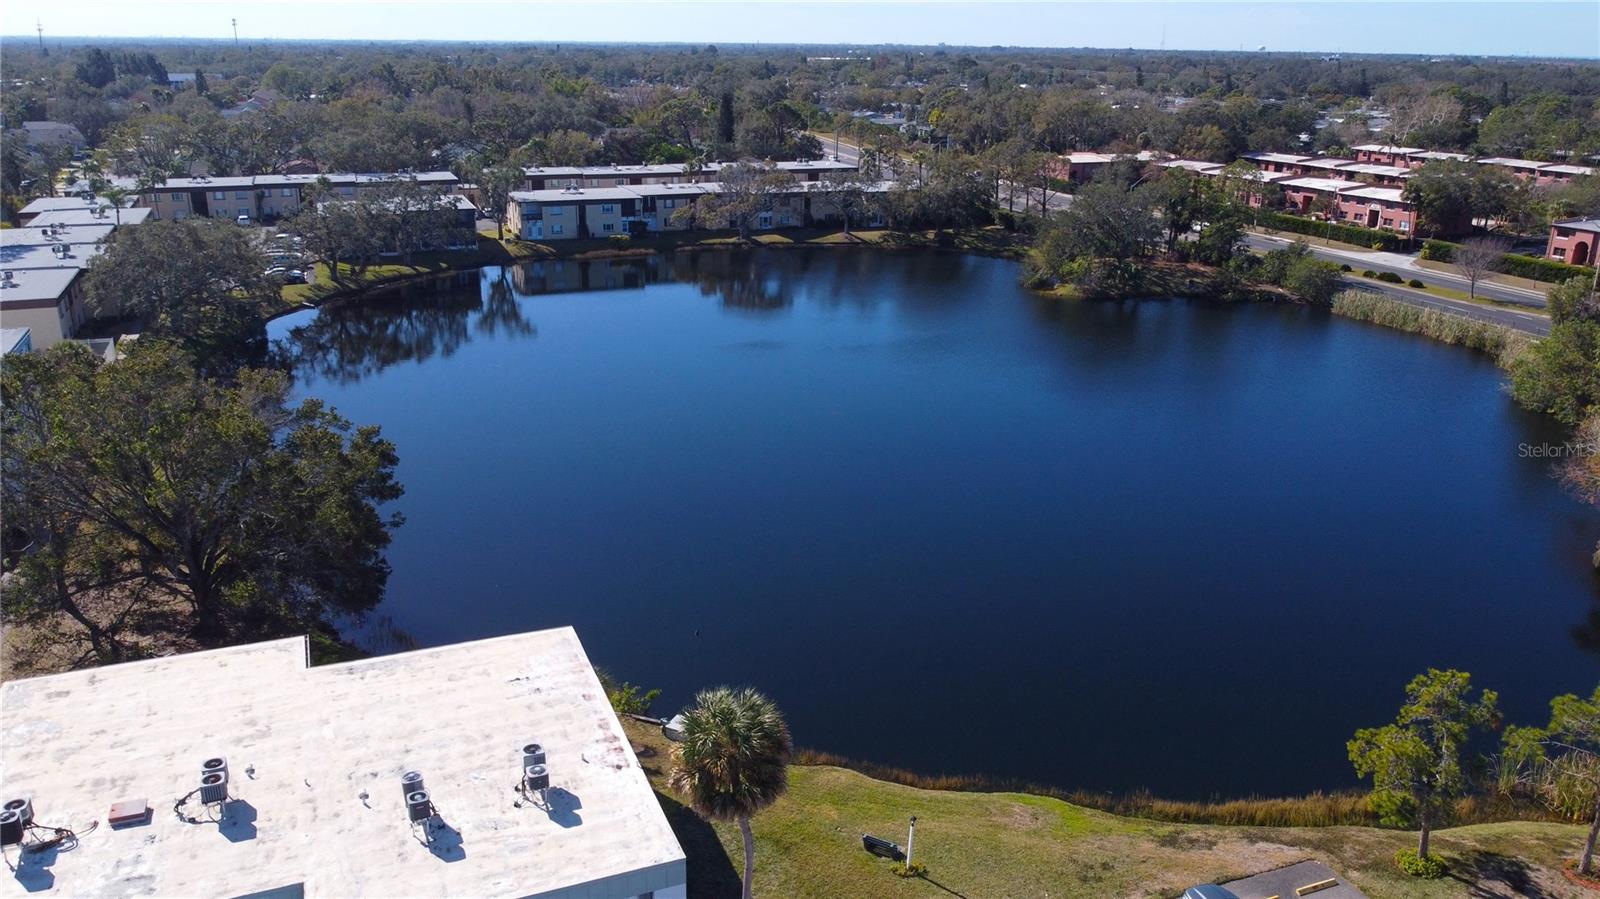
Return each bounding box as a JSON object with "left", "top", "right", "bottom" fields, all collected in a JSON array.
[{"left": 905, "top": 816, "right": 917, "bottom": 868}]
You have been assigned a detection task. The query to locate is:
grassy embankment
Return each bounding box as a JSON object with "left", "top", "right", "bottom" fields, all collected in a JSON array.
[
  {"left": 279, "top": 227, "right": 1030, "bottom": 307},
  {"left": 625, "top": 720, "right": 1586, "bottom": 899}
]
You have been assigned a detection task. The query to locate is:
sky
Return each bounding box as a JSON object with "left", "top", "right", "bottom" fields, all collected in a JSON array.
[{"left": 3, "top": 1, "right": 1597, "bottom": 58}]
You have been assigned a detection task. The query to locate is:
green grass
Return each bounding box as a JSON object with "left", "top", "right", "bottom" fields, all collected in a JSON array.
[
  {"left": 627, "top": 721, "right": 1587, "bottom": 898},
  {"left": 1332, "top": 289, "right": 1534, "bottom": 368},
  {"left": 279, "top": 235, "right": 549, "bottom": 305}
]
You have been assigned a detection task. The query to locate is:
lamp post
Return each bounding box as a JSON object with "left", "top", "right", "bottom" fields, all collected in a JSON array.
[{"left": 905, "top": 815, "right": 917, "bottom": 868}]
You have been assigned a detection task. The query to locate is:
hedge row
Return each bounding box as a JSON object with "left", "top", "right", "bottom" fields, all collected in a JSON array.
[
  {"left": 1256, "top": 211, "right": 1412, "bottom": 252},
  {"left": 1420, "top": 238, "right": 1590, "bottom": 283}
]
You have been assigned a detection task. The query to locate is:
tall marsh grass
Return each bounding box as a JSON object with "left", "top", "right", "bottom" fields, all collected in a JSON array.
[{"left": 1331, "top": 289, "right": 1534, "bottom": 369}]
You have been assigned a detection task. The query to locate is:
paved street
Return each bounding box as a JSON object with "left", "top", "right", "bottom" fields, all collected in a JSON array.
[{"left": 1242, "top": 231, "right": 1547, "bottom": 308}]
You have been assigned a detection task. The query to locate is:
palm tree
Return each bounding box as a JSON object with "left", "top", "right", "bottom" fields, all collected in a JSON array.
[{"left": 668, "top": 687, "right": 791, "bottom": 899}]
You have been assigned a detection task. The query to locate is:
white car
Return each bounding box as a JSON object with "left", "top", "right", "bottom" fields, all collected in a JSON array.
[{"left": 236, "top": 214, "right": 253, "bottom": 226}]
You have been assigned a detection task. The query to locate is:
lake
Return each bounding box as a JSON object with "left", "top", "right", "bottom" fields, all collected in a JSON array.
[{"left": 269, "top": 249, "right": 1599, "bottom": 799}]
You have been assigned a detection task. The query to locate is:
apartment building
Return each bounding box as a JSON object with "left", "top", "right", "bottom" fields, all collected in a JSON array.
[
  {"left": 507, "top": 179, "right": 891, "bottom": 241},
  {"left": 1547, "top": 219, "right": 1600, "bottom": 267},
  {"left": 0, "top": 626, "right": 688, "bottom": 898},
  {"left": 0, "top": 207, "right": 144, "bottom": 348},
  {"left": 137, "top": 171, "right": 462, "bottom": 222},
  {"left": 520, "top": 159, "right": 856, "bottom": 191}
]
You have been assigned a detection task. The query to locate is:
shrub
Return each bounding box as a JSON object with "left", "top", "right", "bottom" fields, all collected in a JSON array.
[
  {"left": 607, "top": 233, "right": 632, "bottom": 245},
  {"left": 891, "top": 861, "right": 928, "bottom": 878},
  {"left": 1255, "top": 210, "right": 1409, "bottom": 251},
  {"left": 1362, "top": 270, "right": 1378, "bottom": 278},
  {"left": 1375, "top": 271, "right": 1404, "bottom": 283},
  {"left": 1340, "top": 263, "right": 1353, "bottom": 272},
  {"left": 1407, "top": 278, "right": 1425, "bottom": 288},
  {"left": 1497, "top": 252, "right": 1591, "bottom": 283},
  {"left": 1284, "top": 258, "right": 1342, "bottom": 305},
  {"left": 1421, "top": 239, "right": 1457, "bottom": 262},
  {"left": 1395, "top": 848, "right": 1447, "bottom": 878}
]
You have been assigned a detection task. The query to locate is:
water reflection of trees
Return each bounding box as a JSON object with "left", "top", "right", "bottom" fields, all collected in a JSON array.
[
  {"left": 669, "top": 251, "right": 795, "bottom": 312},
  {"left": 274, "top": 270, "right": 536, "bottom": 385}
]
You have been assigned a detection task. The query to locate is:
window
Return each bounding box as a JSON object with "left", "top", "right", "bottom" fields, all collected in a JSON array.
[
  {"left": 212, "top": 191, "right": 226, "bottom": 200},
  {"left": 236, "top": 191, "right": 250, "bottom": 199},
  {"left": 1382, "top": 218, "right": 1394, "bottom": 227},
  {"left": 171, "top": 192, "right": 185, "bottom": 201},
  {"left": 601, "top": 205, "right": 616, "bottom": 214},
  {"left": 1399, "top": 221, "right": 1410, "bottom": 232},
  {"left": 1554, "top": 248, "right": 1568, "bottom": 259},
  {"left": 551, "top": 224, "right": 564, "bottom": 235},
  {"left": 549, "top": 207, "right": 564, "bottom": 216},
  {"left": 602, "top": 223, "right": 614, "bottom": 232},
  {"left": 281, "top": 188, "right": 295, "bottom": 197}
]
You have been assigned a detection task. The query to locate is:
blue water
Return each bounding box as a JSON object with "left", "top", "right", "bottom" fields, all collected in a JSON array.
[{"left": 270, "top": 249, "right": 1599, "bottom": 798}]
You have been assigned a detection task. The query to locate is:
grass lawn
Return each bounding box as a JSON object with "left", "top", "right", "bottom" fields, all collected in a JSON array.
[
  {"left": 625, "top": 721, "right": 1587, "bottom": 898},
  {"left": 1415, "top": 258, "right": 1558, "bottom": 294}
]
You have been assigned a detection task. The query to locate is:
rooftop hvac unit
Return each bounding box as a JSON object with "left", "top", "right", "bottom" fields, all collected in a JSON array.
[
  {"left": 1, "top": 271, "right": 15, "bottom": 285},
  {"left": 2, "top": 798, "right": 33, "bottom": 830},
  {"left": 523, "top": 764, "right": 549, "bottom": 792},
  {"left": 401, "top": 770, "right": 425, "bottom": 796},
  {"left": 521, "top": 743, "right": 546, "bottom": 769},
  {"left": 0, "top": 810, "right": 22, "bottom": 847},
  {"left": 202, "top": 757, "right": 228, "bottom": 778},
  {"left": 199, "top": 772, "right": 228, "bottom": 805},
  {"left": 405, "top": 790, "right": 432, "bottom": 823}
]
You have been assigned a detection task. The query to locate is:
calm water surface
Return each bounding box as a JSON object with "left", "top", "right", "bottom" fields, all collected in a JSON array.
[{"left": 270, "top": 250, "right": 1599, "bottom": 798}]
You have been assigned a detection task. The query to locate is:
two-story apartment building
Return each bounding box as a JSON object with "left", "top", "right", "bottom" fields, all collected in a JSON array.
[
  {"left": 520, "top": 160, "right": 857, "bottom": 192},
  {"left": 137, "top": 171, "right": 462, "bottom": 222},
  {"left": 1547, "top": 219, "right": 1600, "bottom": 267},
  {"left": 0, "top": 211, "right": 145, "bottom": 348},
  {"left": 1350, "top": 144, "right": 1424, "bottom": 166}
]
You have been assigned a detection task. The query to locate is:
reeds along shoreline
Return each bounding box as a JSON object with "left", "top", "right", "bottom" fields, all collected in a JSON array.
[{"left": 1330, "top": 289, "right": 1534, "bottom": 369}]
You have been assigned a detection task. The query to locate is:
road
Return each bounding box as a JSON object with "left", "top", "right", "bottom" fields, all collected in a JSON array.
[
  {"left": 1241, "top": 232, "right": 1547, "bottom": 309},
  {"left": 1335, "top": 276, "right": 1550, "bottom": 335}
]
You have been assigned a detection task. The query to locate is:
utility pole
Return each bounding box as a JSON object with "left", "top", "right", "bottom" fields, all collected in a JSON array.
[
  {"left": 232, "top": 18, "right": 239, "bottom": 45},
  {"left": 36, "top": 19, "right": 46, "bottom": 55}
]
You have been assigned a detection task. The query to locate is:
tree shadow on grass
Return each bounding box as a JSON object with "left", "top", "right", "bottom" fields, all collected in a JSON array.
[
  {"left": 1448, "top": 850, "right": 1558, "bottom": 899},
  {"left": 653, "top": 790, "right": 742, "bottom": 899}
]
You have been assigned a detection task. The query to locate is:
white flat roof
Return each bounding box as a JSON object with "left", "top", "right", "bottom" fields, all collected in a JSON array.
[
  {"left": 1062, "top": 152, "right": 1114, "bottom": 164},
  {"left": 1544, "top": 164, "right": 1596, "bottom": 176},
  {"left": 155, "top": 171, "right": 459, "bottom": 190},
  {"left": 1160, "top": 159, "right": 1224, "bottom": 174},
  {"left": 1338, "top": 163, "right": 1411, "bottom": 177},
  {"left": 0, "top": 627, "right": 686, "bottom": 898},
  {"left": 1411, "top": 150, "right": 1472, "bottom": 161},
  {"left": 0, "top": 267, "right": 79, "bottom": 304},
  {"left": 1242, "top": 152, "right": 1312, "bottom": 165},
  {"left": 18, "top": 195, "right": 135, "bottom": 216},
  {"left": 0, "top": 223, "right": 116, "bottom": 247},
  {"left": 1478, "top": 157, "right": 1547, "bottom": 170},
  {"left": 0, "top": 326, "right": 31, "bottom": 354},
  {"left": 1343, "top": 186, "right": 1408, "bottom": 202},
  {"left": 1351, "top": 144, "right": 1423, "bottom": 154},
  {"left": 1281, "top": 176, "right": 1366, "bottom": 192},
  {"left": 1299, "top": 157, "right": 1355, "bottom": 170},
  {"left": 25, "top": 207, "right": 154, "bottom": 228},
  {"left": 0, "top": 243, "right": 103, "bottom": 271}
]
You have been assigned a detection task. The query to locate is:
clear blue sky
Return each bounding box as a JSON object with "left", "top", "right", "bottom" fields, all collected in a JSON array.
[{"left": 5, "top": 1, "right": 1597, "bottom": 58}]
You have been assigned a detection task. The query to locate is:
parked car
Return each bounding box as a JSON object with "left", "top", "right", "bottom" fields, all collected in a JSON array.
[{"left": 236, "top": 214, "right": 253, "bottom": 226}]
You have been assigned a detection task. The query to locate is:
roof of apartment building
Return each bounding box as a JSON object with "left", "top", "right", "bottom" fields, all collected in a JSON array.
[
  {"left": 1342, "top": 186, "right": 1409, "bottom": 203},
  {"left": 522, "top": 160, "right": 857, "bottom": 179},
  {"left": 1477, "top": 156, "right": 1549, "bottom": 170},
  {"left": 511, "top": 179, "right": 896, "bottom": 205},
  {"left": 0, "top": 327, "right": 31, "bottom": 355},
  {"left": 1159, "top": 159, "right": 1224, "bottom": 174},
  {"left": 0, "top": 242, "right": 104, "bottom": 271},
  {"left": 17, "top": 194, "right": 138, "bottom": 216},
  {"left": 1554, "top": 218, "right": 1600, "bottom": 234},
  {"left": 151, "top": 171, "right": 459, "bottom": 191},
  {"left": 1336, "top": 163, "right": 1412, "bottom": 179},
  {"left": 0, "top": 266, "right": 81, "bottom": 305},
  {"left": 1, "top": 223, "right": 117, "bottom": 247},
  {"left": 1298, "top": 157, "right": 1357, "bottom": 171},
  {"left": 1543, "top": 164, "right": 1597, "bottom": 176},
  {"left": 1241, "top": 152, "right": 1313, "bottom": 165},
  {"left": 1351, "top": 143, "right": 1424, "bottom": 155},
  {"left": 26, "top": 207, "right": 153, "bottom": 228},
  {"left": 1281, "top": 176, "right": 1367, "bottom": 193},
  {"left": 0, "top": 626, "right": 687, "bottom": 898},
  {"left": 1410, "top": 150, "right": 1473, "bottom": 162}
]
